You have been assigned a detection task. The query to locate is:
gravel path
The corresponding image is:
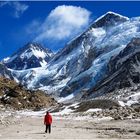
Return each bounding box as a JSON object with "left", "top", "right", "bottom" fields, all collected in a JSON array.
[{"left": 0, "top": 114, "right": 140, "bottom": 140}]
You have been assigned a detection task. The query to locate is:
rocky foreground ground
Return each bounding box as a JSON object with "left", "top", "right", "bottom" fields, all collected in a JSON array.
[
  {"left": 0, "top": 77, "right": 140, "bottom": 139},
  {"left": 0, "top": 106, "right": 140, "bottom": 140}
]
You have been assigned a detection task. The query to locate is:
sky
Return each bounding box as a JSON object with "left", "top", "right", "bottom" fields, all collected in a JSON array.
[{"left": 0, "top": 1, "right": 140, "bottom": 60}]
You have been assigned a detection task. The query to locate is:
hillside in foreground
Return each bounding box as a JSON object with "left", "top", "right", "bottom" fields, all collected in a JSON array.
[{"left": 0, "top": 76, "right": 57, "bottom": 110}]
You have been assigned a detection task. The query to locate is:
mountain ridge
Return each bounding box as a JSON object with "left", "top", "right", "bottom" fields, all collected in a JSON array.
[
  {"left": 1, "top": 12, "right": 140, "bottom": 104},
  {"left": 2, "top": 42, "right": 54, "bottom": 70}
]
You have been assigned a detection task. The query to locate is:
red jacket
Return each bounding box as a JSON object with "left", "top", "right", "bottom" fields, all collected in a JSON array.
[{"left": 44, "top": 113, "right": 52, "bottom": 125}]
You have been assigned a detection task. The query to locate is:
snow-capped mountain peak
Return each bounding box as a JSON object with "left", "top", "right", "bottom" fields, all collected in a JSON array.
[
  {"left": 95, "top": 11, "right": 129, "bottom": 22},
  {"left": 19, "top": 43, "right": 52, "bottom": 59},
  {"left": 93, "top": 11, "right": 129, "bottom": 28},
  {"left": 3, "top": 42, "right": 54, "bottom": 70}
]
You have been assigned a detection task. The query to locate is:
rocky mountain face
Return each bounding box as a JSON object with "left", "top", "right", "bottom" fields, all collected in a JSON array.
[
  {"left": 1, "top": 12, "right": 140, "bottom": 104},
  {"left": 2, "top": 43, "right": 54, "bottom": 70},
  {"left": 0, "top": 76, "right": 57, "bottom": 110},
  {"left": 84, "top": 38, "right": 140, "bottom": 97},
  {"left": 0, "top": 63, "right": 13, "bottom": 79},
  {"left": 90, "top": 11, "right": 129, "bottom": 28}
]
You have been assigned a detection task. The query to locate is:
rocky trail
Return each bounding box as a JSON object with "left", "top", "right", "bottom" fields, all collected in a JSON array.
[{"left": 0, "top": 112, "right": 140, "bottom": 140}]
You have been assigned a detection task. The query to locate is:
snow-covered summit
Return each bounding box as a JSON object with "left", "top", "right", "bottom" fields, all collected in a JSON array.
[
  {"left": 2, "top": 42, "right": 54, "bottom": 70},
  {"left": 95, "top": 11, "right": 129, "bottom": 22},
  {"left": 92, "top": 11, "right": 129, "bottom": 28},
  {"left": 18, "top": 42, "right": 53, "bottom": 56}
]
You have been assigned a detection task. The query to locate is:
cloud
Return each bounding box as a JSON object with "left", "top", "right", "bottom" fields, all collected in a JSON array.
[
  {"left": 0, "top": 2, "right": 8, "bottom": 7},
  {"left": 25, "top": 20, "right": 42, "bottom": 35},
  {"left": 11, "top": 2, "right": 29, "bottom": 18},
  {"left": 0, "top": 1, "right": 29, "bottom": 18},
  {"left": 35, "top": 5, "right": 91, "bottom": 41}
]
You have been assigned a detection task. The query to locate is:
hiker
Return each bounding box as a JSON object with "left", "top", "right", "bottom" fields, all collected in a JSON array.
[{"left": 44, "top": 111, "right": 52, "bottom": 133}]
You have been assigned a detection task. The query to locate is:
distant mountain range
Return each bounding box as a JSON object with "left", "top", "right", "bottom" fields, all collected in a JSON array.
[
  {"left": 1, "top": 11, "right": 140, "bottom": 105},
  {"left": 2, "top": 42, "right": 54, "bottom": 70}
]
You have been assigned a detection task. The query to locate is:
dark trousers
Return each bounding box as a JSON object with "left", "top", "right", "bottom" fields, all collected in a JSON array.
[{"left": 45, "top": 124, "right": 51, "bottom": 133}]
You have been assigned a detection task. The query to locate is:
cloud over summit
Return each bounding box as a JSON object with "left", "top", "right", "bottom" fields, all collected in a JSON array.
[{"left": 35, "top": 5, "right": 91, "bottom": 41}]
